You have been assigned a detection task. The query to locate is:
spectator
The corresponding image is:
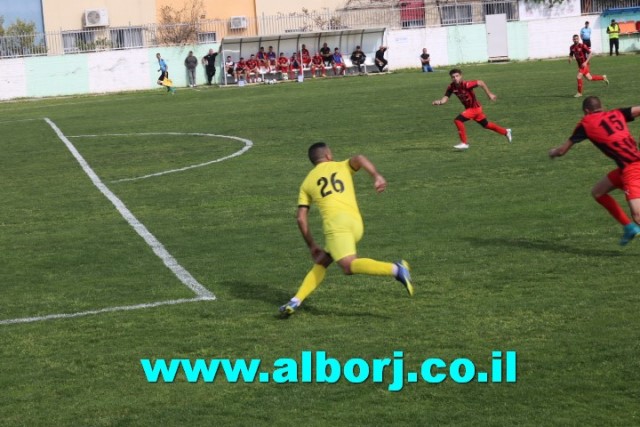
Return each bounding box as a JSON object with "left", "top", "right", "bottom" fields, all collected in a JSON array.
[
  {"left": 202, "top": 48, "right": 218, "bottom": 85},
  {"left": 184, "top": 50, "right": 198, "bottom": 87},
  {"left": 267, "top": 46, "right": 277, "bottom": 71},
  {"left": 276, "top": 52, "right": 290, "bottom": 79},
  {"left": 420, "top": 48, "right": 433, "bottom": 72},
  {"left": 245, "top": 54, "right": 260, "bottom": 83},
  {"left": 332, "top": 48, "right": 346, "bottom": 76},
  {"left": 320, "top": 42, "right": 332, "bottom": 66},
  {"left": 607, "top": 19, "right": 620, "bottom": 56},
  {"left": 256, "top": 46, "right": 268, "bottom": 69},
  {"left": 580, "top": 21, "right": 592, "bottom": 48},
  {"left": 350, "top": 46, "right": 367, "bottom": 74},
  {"left": 300, "top": 44, "right": 312, "bottom": 69},
  {"left": 290, "top": 52, "right": 302, "bottom": 78},
  {"left": 375, "top": 45, "right": 388, "bottom": 72},
  {"left": 225, "top": 56, "right": 235, "bottom": 82},
  {"left": 311, "top": 52, "right": 326, "bottom": 78},
  {"left": 235, "top": 57, "right": 247, "bottom": 82}
]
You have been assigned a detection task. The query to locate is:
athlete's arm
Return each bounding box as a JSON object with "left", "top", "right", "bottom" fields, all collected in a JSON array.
[
  {"left": 631, "top": 106, "right": 640, "bottom": 118},
  {"left": 349, "top": 155, "right": 387, "bottom": 193},
  {"left": 476, "top": 80, "right": 497, "bottom": 101},
  {"left": 297, "top": 205, "right": 328, "bottom": 263},
  {"left": 549, "top": 139, "right": 575, "bottom": 158},
  {"left": 433, "top": 95, "right": 449, "bottom": 105}
]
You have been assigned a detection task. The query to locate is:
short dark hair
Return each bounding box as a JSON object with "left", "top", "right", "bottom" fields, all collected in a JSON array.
[
  {"left": 308, "top": 142, "right": 328, "bottom": 164},
  {"left": 449, "top": 68, "right": 462, "bottom": 76},
  {"left": 583, "top": 96, "right": 602, "bottom": 112}
]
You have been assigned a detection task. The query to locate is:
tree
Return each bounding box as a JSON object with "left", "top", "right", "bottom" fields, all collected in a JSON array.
[
  {"left": 157, "top": 0, "right": 205, "bottom": 45},
  {"left": 0, "top": 16, "right": 5, "bottom": 37},
  {"left": 4, "top": 19, "right": 38, "bottom": 55}
]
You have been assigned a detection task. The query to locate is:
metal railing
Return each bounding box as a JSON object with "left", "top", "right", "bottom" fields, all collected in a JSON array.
[
  {"left": 581, "top": 0, "right": 640, "bottom": 14},
  {"left": 0, "top": 1, "right": 519, "bottom": 59}
]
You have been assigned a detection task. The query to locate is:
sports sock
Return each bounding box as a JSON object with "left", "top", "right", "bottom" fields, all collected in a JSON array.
[
  {"left": 577, "top": 78, "right": 583, "bottom": 93},
  {"left": 454, "top": 119, "right": 467, "bottom": 143},
  {"left": 595, "top": 194, "right": 631, "bottom": 225},
  {"left": 485, "top": 122, "right": 507, "bottom": 135},
  {"left": 294, "top": 264, "right": 326, "bottom": 302},
  {"left": 591, "top": 75, "right": 604, "bottom": 81},
  {"left": 350, "top": 258, "right": 394, "bottom": 276}
]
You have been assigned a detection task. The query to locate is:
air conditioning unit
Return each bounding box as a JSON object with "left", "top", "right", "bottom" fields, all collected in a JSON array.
[
  {"left": 84, "top": 9, "right": 109, "bottom": 27},
  {"left": 229, "top": 16, "right": 248, "bottom": 30}
]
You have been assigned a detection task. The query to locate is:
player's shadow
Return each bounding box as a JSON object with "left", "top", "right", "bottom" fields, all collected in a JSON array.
[
  {"left": 218, "top": 280, "right": 392, "bottom": 320},
  {"left": 464, "top": 236, "right": 628, "bottom": 257},
  {"left": 218, "top": 280, "right": 291, "bottom": 306}
]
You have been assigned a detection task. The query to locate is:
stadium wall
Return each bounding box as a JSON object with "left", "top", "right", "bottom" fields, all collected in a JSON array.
[{"left": 0, "top": 14, "right": 618, "bottom": 101}]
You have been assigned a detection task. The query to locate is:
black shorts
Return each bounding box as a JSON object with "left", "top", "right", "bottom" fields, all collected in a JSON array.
[{"left": 158, "top": 71, "right": 168, "bottom": 81}]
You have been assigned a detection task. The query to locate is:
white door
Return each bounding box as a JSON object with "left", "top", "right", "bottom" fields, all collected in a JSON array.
[{"left": 486, "top": 14, "right": 508, "bottom": 61}]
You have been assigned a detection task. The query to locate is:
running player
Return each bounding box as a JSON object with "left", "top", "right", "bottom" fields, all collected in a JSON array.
[
  {"left": 569, "top": 34, "right": 608, "bottom": 98},
  {"left": 549, "top": 96, "right": 640, "bottom": 245},
  {"left": 432, "top": 68, "right": 512, "bottom": 150},
  {"left": 279, "top": 142, "right": 414, "bottom": 317}
]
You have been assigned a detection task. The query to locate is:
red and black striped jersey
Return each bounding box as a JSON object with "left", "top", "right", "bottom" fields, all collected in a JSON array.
[
  {"left": 569, "top": 42, "right": 590, "bottom": 67},
  {"left": 445, "top": 80, "right": 481, "bottom": 109},
  {"left": 570, "top": 108, "right": 640, "bottom": 169}
]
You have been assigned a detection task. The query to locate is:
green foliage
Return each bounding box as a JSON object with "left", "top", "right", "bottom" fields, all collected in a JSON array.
[{"left": 1, "top": 56, "right": 639, "bottom": 425}]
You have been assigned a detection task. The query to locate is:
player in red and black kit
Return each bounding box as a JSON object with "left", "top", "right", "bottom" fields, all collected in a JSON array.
[
  {"left": 432, "top": 68, "right": 512, "bottom": 150},
  {"left": 276, "top": 52, "right": 290, "bottom": 79},
  {"left": 549, "top": 96, "right": 640, "bottom": 245},
  {"left": 569, "top": 34, "right": 608, "bottom": 98},
  {"left": 310, "top": 52, "right": 326, "bottom": 78}
]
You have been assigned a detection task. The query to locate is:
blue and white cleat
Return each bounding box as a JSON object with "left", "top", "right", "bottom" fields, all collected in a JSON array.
[
  {"left": 620, "top": 223, "right": 640, "bottom": 246},
  {"left": 395, "top": 260, "right": 414, "bottom": 297},
  {"left": 279, "top": 299, "right": 301, "bottom": 318}
]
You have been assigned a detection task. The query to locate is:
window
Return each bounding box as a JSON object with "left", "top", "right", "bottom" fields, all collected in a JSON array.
[
  {"left": 62, "top": 31, "right": 95, "bottom": 53},
  {"left": 441, "top": 4, "right": 473, "bottom": 25},
  {"left": 197, "top": 32, "right": 217, "bottom": 44},
  {"left": 483, "top": 1, "right": 518, "bottom": 21},
  {"left": 110, "top": 27, "right": 144, "bottom": 49}
]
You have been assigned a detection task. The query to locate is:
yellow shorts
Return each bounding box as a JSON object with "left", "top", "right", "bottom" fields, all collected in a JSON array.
[{"left": 324, "top": 214, "right": 363, "bottom": 261}]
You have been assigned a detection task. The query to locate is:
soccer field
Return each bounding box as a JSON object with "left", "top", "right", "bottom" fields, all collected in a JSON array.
[{"left": 1, "top": 56, "right": 639, "bottom": 425}]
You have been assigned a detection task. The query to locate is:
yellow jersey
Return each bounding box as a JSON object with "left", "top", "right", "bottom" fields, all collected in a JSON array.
[{"left": 298, "top": 160, "right": 362, "bottom": 232}]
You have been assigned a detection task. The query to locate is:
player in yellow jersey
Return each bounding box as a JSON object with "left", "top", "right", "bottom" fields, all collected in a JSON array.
[{"left": 279, "top": 142, "right": 414, "bottom": 317}]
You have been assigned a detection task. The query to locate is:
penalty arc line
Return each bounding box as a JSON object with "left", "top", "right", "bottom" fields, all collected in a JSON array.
[
  {"left": 44, "top": 118, "right": 215, "bottom": 300},
  {"left": 67, "top": 132, "right": 253, "bottom": 183}
]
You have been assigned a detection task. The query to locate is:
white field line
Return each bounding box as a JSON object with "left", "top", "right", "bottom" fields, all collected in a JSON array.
[
  {"left": 67, "top": 132, "right": 253, "bottom": 183},
  {"left": 44, "top": 118, "right": 215, "bottom": 300},
  {"left": 0, "top": 297, "right": 212, "bottom": 325}
]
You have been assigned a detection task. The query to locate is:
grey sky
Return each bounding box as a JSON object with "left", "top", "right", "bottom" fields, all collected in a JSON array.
[{"left": 0, "top": 0, "right": 45, "bottom": 32}]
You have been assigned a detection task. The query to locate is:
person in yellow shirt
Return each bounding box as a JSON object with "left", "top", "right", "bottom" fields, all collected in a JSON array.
[
  {"left": 279, "top": 142, "right": 414, "bottom": 317},
  {"left": 607, "top": 19, "right": 620, "bottom": 56}
]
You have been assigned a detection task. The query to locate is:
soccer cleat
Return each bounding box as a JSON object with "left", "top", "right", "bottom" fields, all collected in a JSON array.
[
  {"left": 620, "top": 223, "right": 640, "bottom": 246},
  {"left": 574, "top": 92, "right": 583, "bottom": 98},
  {"left": 395, "top": 260, "right": 414, "bottom": 297},
  {"left": 505, "top": 128, "right": 513, "bottom": 143},
  {"left": 603, "top": 75, "right": 609, "bottom": 85},
  {"left": 279, "top": 299, "right": 300, "bottom": 318},
  {"left": 453, "top": 142, "right": 469, "bottom": 150}
]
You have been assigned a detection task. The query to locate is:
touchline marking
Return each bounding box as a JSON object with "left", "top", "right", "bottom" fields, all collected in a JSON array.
[
  {"left": 44, "top": 118, "right": 215, "bottom": 300},
  {"left": 0, "top": 297, "right": 211, "bottom": 325},
  {"left": 67, "top": 132, "right": 253, "bottom": 183}
]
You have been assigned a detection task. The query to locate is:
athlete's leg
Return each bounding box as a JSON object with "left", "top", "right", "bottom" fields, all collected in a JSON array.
[
  {"left": 478, "top": 117, "right": 508, "bottom": 136},
  {"left": 454, "top": 114, "right": 469, "bottom": 143},
  {"left": 592, "top": 174, "right": 632, "bottom": 226},
  {"left": 576, "top": 72, "right": 584, "bottom": 94}
]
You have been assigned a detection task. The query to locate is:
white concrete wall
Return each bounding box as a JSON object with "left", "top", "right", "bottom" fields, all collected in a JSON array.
[{"left": 0, "top": 13, "right": 620, "bottom": 101}]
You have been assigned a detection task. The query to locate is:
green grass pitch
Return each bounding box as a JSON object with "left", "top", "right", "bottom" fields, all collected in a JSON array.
[{"left": 1, "top": 55, "right": 639, "bottom": 425}]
